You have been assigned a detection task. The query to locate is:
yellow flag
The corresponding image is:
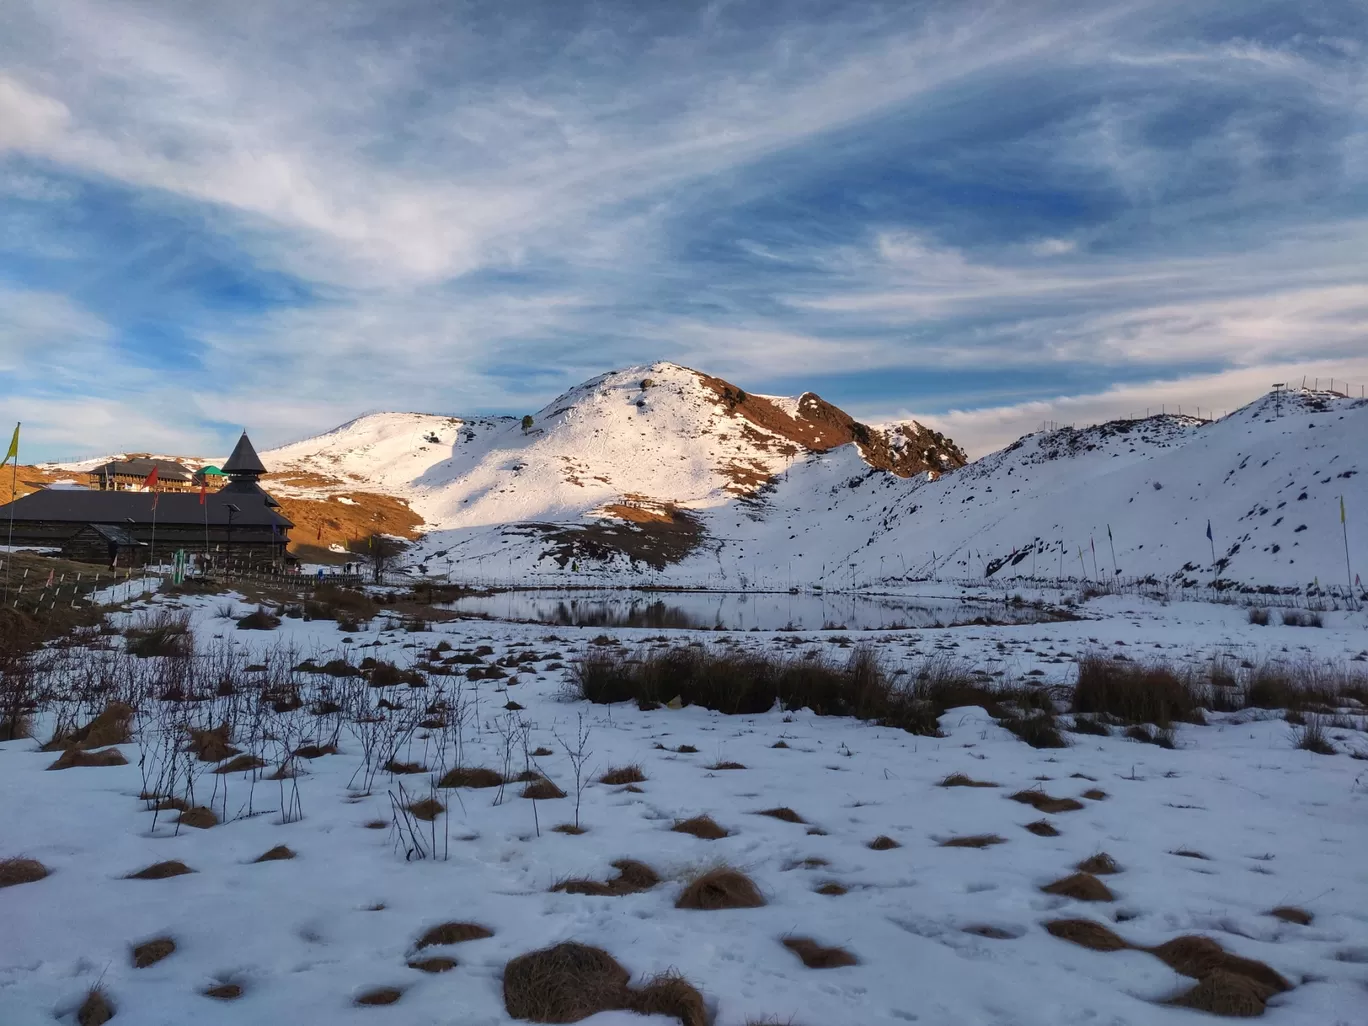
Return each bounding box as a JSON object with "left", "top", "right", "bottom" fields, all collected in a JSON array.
[{"left": 2, "top": 423, "right": 16, "bottom": 466}]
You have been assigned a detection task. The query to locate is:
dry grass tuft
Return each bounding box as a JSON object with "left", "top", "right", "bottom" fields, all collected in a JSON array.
[
  {"left": 1024, "top": 820, "right": 1060, "bottom": 837},
  {"left": 1045, "top": 919, "right": 1131, "bottom": 951},
  {"left": 867, "top": 835, "right": 901, "bottom": 850},
  {"left": 355, "top": 986, "right": 403, "bottom": 1006},
  {"left": 214, "top": 754, "right": 266, "bottom": 774},
  {"left": 415, "top": 922, "right": 494, "bottom": 949},
  {"left": 672, "top": 815, "right": 729, "bottom": 840},
  {"left": 962, "top": 925, "right": 1017, "bottom": 940},
  {"left": 408, "top": 797, "right": 445, "bottom": 821},
  {"left": 45, "top": 701, "right": 133, "bottom": 751},
  {"left": 676, "top": 866, "right": 766, "bottom": 910},
  {"left": 552, "top": 823, "right": 587, "bottom": 835},
  {"left": 628, "top": 971, "right": 709, "bottom": 1026},
  {"left": 254, "top": 845, "right": 296, "bottom": 862},
  {"left": 1171, "top": 849, "right": 1210, "bottom": 860},
  {"left": 771, "top": 740, "right": 790, "bottom": 749},
  {"left": 203, "top": 983, "right": 243, "bottom": 1000},
  {"left": 383, "top": 759, "right": 427, "bottom": 775},
  {"left": 1041, "top": 872, "right": 1115, "bottom": 902},
  {"left": 1268, "top": 906, "right": 1312, "bottom": 926},
  {"left": 939, "top": 773, "right": 998, "bottom": 788},
  {"left": 1076, "top": 852, "right": 1122, "bottom": 875},
  {"left": 553, "top": 859, "right": 660, "bottom": 897},
  {"left": 293, "top": 743, "right": 339, "bottom": 759},
  {"left": 940, "top": 834, "right": 1007, "bottom": 848},
  {"left": 1147, "top": 936, "right": 1290, "bottom": 994},
  {"left": 438, "top": 766, "right": 504, "bottom": 788},
  {"left": 364, "top": 819, "right": 388, "bottom": 830},
  {"left": 756, "top": 807, "right": 805, "bottom": 823},
  {"left": 502, "top": 942, "right": 630, "bottom": 1023},
  {"left": 1166, "top": 970, "right": 1271, "bottom": 1017},
  {"left": 154, "top": 797, "right": 189, "bottom": 812},
  {"left": 675, "top": 744, "right": 699, "bottom": 754},
  {"left": 48, "top": 746, "right": 128, "bottom": 770},
  {"left": 177, "top": 806, "right": 218, "bottom": 830},
  {"left": 815, "top": 881, "right": 848, "bottom": 896},
  {"left": 132, "top": 937, "right": 176, "bottom": 968},
  {"left": 522, "top": 777, "right": 567, "bottom": 800},
  {"left": 709, "top": 761, "right": 746, "bottom": 770},
  {"left": 408, "top": 956, "right": 457, "bottom": 973},
  {"left": 188, "top": 725, "right": 238, "bottom": 763},
  {"left": 77, "top": 988, "right": 114, "bottom": 1025},
  {"left": 0, "top": 856, "right": 48, "bottom": 888},
  {"left": 782, "top": 936, "right": 858, "bottom": 969},
  {"left": 598, "top": 765, "right": 646, "bottom": 785},
  {"left": 1081, "top": 788, "right": 1108, "bottom": 801},
  {"left": 126, "top": 860, "right": 193, "bottom": 880},
  {"left": 1073, "top": 655, "right": 1204, "bottom": 726},
  {"left": 1008, "top": 790, "right": 1084, "bottom": 814}
]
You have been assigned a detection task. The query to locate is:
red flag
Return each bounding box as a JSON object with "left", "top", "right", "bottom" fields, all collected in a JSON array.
[
  {"left": 45, "top": 569, "right": 54, "bottom": 588},
  {"left": 199, "top": 483, "right": 206, "bottom": 505},
  {"left": 143, "top": 466, "right": 159, "bottom": 490}
]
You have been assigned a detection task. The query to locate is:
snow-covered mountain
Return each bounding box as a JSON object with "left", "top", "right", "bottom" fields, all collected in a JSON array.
[{"left": 261, "top": 365, "right": 1365, "bottom": 595}]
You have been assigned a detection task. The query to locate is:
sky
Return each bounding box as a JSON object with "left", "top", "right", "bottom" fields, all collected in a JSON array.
[{"left": 1, "top": 0, "right": 1366, "bottom": 461}]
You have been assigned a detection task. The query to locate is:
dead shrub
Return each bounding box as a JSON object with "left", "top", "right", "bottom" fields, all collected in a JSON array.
[
  {"left": 553, "top": 859, "right": 660, "bottom": 897},
  {"left": 1045, "top": 919, "right": 1130, "bottom": 951},
  {"left": 1076, "top": 853, "right": 1121, "bottom": 875},
  {"left": 1024, "top": 820, "right": 1060, "bottom": 837},
  {"left": 236, "top": 608, "right": 280, "bottom": 631},
  {"left": 940, "top": 834, "right": 1006, "bottom": 848},
  {"left": 502, "top": 942, "right": 629, "bottom": 1023},
  {"left": 1291, "top": 716, "right": 1336, "bottom": 755},
  {"left": 522, "top": 777, "right": 567, "bottom": 800},
  {"left": 177, "top": 806, "right": 218, "bottom": 829},
  {"left": 355, "top": 986, "right": 403, "bottom": 1006},
  {"left": 126, "top": 860, "right": 193, "bottom": 880},
  {"left": 672, "top": 815, "right": 729, "bottom": 840},
  {"left": 48, "top": 746, "right": 127, "bottom": 770},
  {"left": 1268, "top": 906, "right": 1312, "bottom": 926},
  {"left": 77, "top": 988, "right": 114, "bottom": 1025},
  {"left": 939, "top": 773, "right": 998, "bottom": 788},
  {"left": 782, "top": 936, "right": 858, "bottom": 969},
  {"left": 1041, "top": 872, "right": 1114, "bottom": 901},
  {"left": 204, "top": 983, "right": 243, "bottom": 1000},
  {"left": 1072, "top": 654, "right": 1204, "bottom": 726},
  {"left": 132, "top": 937, "right": 175, "bottom": 968},
  {"left": 254, "top": 845, "right": 295, "bottom": 862},
  {"left": 408, "top": 797, "right": 445, "bottom": 821},
  {"left": 1166, "top": 970, "right": 1270, "bottom": 1017},
  {"left": 867, "top": 835, "right": 900, "bottom": 850},
  {"left": 214, "top": 754, "right": 266, "bottom": 774},
  {"left": 45, "top": 701, "right": 133, "bottom": 751},
  {"left": 1247, "top": 607, "right": 1270, "bottom": 626},
  {"left": 0, "top": 856, "right": 48, "bottom": 888},
  {"left": 415, "top": 922, "right": 494, "bottom": 948},
  {"left": 756, "top": 807, "right": 805, "bottom": 823},
  {"left": 598, "top": 765, "right": 646, "bottom": 785},
  {"left": 676, "top": 867, "right": 766, "bottom": 910},
  {"left": 408, "top": 957, "right": 457, "bottom": 973},
  {"left": 438, "top": 766, "right": 504, "bottom": 788},
  {"left": 628, "top": 971, "right": 708, "bottom": 1026}
]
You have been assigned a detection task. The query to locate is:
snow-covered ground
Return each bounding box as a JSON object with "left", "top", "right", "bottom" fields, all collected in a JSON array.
[{"left": 3, "top": 590, "right": 1367, "bottom": 1025}]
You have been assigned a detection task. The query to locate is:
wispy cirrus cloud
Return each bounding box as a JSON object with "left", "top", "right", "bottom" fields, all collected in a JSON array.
[{"left": 0, "top": 0, "right": 1364, "bottom": 459}]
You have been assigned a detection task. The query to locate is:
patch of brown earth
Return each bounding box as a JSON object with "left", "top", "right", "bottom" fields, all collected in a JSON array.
[
  {"left": 1041, "top": 872, "right": 1115, "bottom": 902},
  {"left": 782, "top": 936, "right": 858, "bottom": 969}
]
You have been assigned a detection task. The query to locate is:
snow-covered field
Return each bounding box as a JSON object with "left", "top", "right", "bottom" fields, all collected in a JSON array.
[{"left": 4, "top": 588, "right": 1367, "bottom": 1025}]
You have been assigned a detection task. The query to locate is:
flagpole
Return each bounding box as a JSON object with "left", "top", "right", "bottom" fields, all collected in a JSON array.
[{"left": 3, "top": 423, "right": 18, "bottom": 604}]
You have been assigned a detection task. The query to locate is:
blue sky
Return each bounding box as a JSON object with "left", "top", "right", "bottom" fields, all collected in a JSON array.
[{"left": 2, "top": 0, "right": 1366, "bottom": 460}]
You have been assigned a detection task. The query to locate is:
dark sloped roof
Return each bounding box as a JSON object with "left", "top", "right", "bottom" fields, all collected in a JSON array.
[
  {"left": 222, "top": 433, "right": 267, "bottom": 475},
  {"left": 90, "top": 458, "right": 193, "bottom": 482},
  {"left": 0, "top": 489, "right": 292, "bottom": 529}
]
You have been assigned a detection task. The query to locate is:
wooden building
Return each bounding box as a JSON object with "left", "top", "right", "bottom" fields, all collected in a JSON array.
[
  {"left": 1, "top": 433, "right": 292, "bottom": 569},
  {"left": 192, "top": 465, "right": 227, "bottom": 491},
  {"left": 88, "top": 458, "right": 194, "bottom": 492}
]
